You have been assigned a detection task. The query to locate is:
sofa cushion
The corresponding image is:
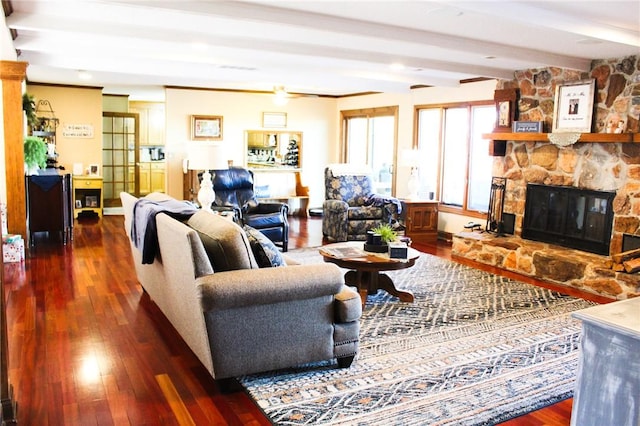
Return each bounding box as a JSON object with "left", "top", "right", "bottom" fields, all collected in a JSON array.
[
  {"left": 243, "top": 225, "right": 286, "bottom": 268},
  {"left": 187, "top": 210, "right": 257, "bottom": 271}
]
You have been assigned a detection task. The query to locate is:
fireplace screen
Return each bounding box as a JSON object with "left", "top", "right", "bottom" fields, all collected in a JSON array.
[{"left": 522, "top": 184, "right": 615, "bottom": 255}]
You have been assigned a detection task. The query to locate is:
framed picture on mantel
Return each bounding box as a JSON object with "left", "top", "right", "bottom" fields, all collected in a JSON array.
[
  {"left": 493, "top": 88, "right": 518, "bottom": 132},
  {"left": 552, "top": 79, "right": 595, "bottom": 133}
]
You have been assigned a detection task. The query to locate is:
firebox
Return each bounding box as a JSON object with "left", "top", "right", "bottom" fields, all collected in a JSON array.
[{"left": 522, "top": 184, "right": 615, "bottom": 255}]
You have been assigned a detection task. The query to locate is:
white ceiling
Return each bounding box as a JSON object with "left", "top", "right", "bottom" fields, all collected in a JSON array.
[{"left": 5, "top": 0, "right": 640, "bottom": 100}]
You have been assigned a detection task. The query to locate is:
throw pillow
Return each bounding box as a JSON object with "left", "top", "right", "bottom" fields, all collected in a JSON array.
[
  {"left": 243, "top": 225, "right": 286, "bottom": 268},
  {"left": 186, "top": 211, "right": 258, "bottom": 271}
]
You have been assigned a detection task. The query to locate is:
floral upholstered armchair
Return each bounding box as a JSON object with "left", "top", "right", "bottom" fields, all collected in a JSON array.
[{"left": 322, "top": 164, "right": 402, "bottom": 242}]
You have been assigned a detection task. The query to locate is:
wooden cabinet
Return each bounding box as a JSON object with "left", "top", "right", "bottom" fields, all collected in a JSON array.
[
  {"left": 139, "top": 163, "right": 151, "bottom": 194},
  {"left": 136, "top": 162, "right": 165, "bottom": 195},
  {"left": 129, "top": 101, "right": 165, "bottom": 146},
  {"left": 401, "top": 200, "right": 439, "bottom": 244},
  {"left": 150, "top": 162, "right": 165, "bottom": 193},
  {"left": 26, "top": 172, "right": 73, "bottom": 245},
  {"left": 73, "top": 176, "right": 103, "bottom": 218}
]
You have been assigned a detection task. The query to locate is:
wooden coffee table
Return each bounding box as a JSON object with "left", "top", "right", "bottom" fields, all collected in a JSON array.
[{"left": 320, "top": 242, "right": 419, "bottom": 307}]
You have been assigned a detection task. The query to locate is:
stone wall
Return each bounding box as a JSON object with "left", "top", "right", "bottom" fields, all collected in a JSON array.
[
  {"left": 452, "top": 57, "right": 640, "bottom": 300},
  {"left": 500, "top": 56, "right": 640, "bottom": 133},
  {"left": 495, "top": 56, "right": 640, "bottom": 254}
]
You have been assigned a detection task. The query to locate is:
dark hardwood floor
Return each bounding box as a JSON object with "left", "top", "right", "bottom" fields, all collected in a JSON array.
[{"left": 3, "top": 214, "right": 611, "bottom": 425}]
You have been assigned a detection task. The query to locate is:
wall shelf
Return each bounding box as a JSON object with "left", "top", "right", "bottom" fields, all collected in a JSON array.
[{"left": 483, "top": 132, "right": 638, "bottom": 143}]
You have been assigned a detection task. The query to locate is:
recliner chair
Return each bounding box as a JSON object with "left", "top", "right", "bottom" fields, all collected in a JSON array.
[
  {"left": 322, "top": 164, "right": 402, "bottom": 242},
  {"left": 211, "top": 167, "right": 289, "bottom": 251}
]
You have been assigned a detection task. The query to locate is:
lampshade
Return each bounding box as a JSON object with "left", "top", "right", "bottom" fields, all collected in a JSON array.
[
  {"left": 185, "top": 143, "right": 228, "bottom": 212},
  {"left": 400, "top": 148, "right": 422, "bottom": 200},
  {"left": 186, "top": 143, "right": 228, "bottom": 171}
]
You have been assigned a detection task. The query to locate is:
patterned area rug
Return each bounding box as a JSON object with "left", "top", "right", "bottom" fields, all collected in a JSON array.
[{"left": 238, "top": 248, "right": 595, "bottom": 425}]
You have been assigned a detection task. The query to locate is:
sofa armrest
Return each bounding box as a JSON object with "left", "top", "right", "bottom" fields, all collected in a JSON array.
[
  {"left": 334, "top": 285, "right": 362, "bottom": 323},
  {"left": 197, "top": 263, "right": 344, "bottom": 311}
]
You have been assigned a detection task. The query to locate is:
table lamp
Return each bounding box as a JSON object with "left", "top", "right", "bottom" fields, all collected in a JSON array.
[
  {"left": 186, "top": 143, "right": 228, "bottom": 212},
  {"left": 400, "top": 148, "right": 421, "bottom": 200}
]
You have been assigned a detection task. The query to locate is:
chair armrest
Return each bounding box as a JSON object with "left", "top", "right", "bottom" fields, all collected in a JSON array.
[
  {"left": 210, "top": 205, "right": 240, "bottom": 220},
  {"left": 323, "top": 199, "right": 348, "bottom": 212},
  {"left": 249, "top": 202, "right": 288, "bottom": 215},
  {"left": 197, "top": 263, "right": 344, "bottom": 311}
]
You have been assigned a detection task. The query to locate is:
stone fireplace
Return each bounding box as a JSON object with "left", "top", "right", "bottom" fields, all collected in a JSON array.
[
  {"left": 452, "top": 57, "right": 640, "bottom": 300},
  {"left": 521, "top": 183, "right": 615, "bottom": 256}
]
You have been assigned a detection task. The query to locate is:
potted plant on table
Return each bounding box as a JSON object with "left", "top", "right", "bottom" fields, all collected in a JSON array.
[
  {"left": 364, "top": 223, "right": 398, "bottom": 253},
  {"left": 24, "top": 135, "right": 48, "bottom": 175}
]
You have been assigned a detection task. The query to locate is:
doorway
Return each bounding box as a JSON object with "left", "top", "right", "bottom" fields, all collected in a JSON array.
[{"left": 102, "top": 112, "right": 139, "bottom": 207}]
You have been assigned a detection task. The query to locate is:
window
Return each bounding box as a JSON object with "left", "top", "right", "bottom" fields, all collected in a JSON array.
[
  {"left": 341, "top": 106, "right": 398, "bottom": 196},
  {"left": 416, "top": 102, "right": 495, "bottom": 217}
]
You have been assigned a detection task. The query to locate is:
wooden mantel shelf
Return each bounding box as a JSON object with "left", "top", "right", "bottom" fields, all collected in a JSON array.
[{"left": 483, "top": 132, "right": 639, "bottom": 143}]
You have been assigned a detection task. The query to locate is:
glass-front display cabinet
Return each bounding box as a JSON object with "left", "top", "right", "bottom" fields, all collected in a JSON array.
[{"left": 245, "top": 130, "right": 302, "bottom": 170}]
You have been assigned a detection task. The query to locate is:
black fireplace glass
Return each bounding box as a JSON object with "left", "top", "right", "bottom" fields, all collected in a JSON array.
[{"left": 522, "top": 184, "right": 615, "bottom": 255}]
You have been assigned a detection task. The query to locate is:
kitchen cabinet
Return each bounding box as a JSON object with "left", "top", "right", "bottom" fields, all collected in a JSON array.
[
  {"left": 150, "top": 162, "right": 165, "bottom": 193},
  {"left": 400, "top": 199, "right": 439, "bottom": 244},
  {"left": 129, "top": 101, "right": 165, "bottom": 146},
  {"left": 135, "top": 162, "right": 165, "bottom": 195},
  {"left": 245, "top": 130, "right": 302, "bottom": 170}
]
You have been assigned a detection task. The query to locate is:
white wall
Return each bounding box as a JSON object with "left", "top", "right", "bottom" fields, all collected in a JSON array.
[
  {"left": 336, "top": 79, "right": 497, "bottom": 236},
  {"left": 164, "top": 80, "right": 496, "bottom": 235},
  {"left": 164, "top": 88, "right": 337, "bottom": 207}
]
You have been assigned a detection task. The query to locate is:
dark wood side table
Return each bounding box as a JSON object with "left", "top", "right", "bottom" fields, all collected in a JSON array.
[
  {"left": 26, "top": 172, "right": 73, "bottom": 246},
  {"left": 320, "top": 242, "right": 419, "bottom": 307},
  {"left": 400, "top": 199, "right": 439, "bottom": 244}
]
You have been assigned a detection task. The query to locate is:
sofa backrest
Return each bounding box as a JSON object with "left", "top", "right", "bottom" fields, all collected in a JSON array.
[{"left": 155, "top": 213, "right": 215, "bottom": 375}]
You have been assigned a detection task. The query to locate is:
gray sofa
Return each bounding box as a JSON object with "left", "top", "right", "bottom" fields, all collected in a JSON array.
[{"left": 121, "top": 192, "right": 361, "bottom": 380}]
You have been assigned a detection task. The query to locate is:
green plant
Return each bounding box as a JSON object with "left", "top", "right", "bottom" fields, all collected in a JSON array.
[
  {"left": 24, "top": 135, "right": 48, "bottom": 169},
  {"left": 22, "top": 93, "right": 38, "bottom": 128},
  {"left": 371, "top": 223, "right": 397, "bottom": 243}
]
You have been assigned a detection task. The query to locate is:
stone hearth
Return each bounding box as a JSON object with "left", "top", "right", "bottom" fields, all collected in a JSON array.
[
  {"left": 452, "top": 232, "right": 640, "bottom": 300},
  {"left": 451, "top": 59, "right": 640, "bottom": 300}
]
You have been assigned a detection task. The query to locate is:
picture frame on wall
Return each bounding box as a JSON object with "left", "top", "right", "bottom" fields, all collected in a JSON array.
[
  {"left": 191, "top": 115, "right": 223, "bottom": 140},
  {"left": 263, "top": 112, "right": 287, "bottom": 128},
  {"left": 552, "top": 79, "right": 595, "bottom": 133},
  {"left": 493, "top": 88, "right": 518, "bottom": 132}
]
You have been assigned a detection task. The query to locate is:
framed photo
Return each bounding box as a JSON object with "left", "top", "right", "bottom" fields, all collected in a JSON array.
[
  {"left": 552, "top": 79, "right": 595, "bottom": 133},
  {"left": 88, "top": 164, "right": 99, "bottom": 176},
  {"left": 85, "top": 196, "right": 98, "bottom": 207},
  {"left": 494, "top": 88, "right": 518, "bottom": 132},
  {"left": 191, "top": 115, "right": 223, "bottom": 140},
  {"left": 263, "top": 112, "right": 287, "bottom": 128},
  {"left": 75, "top": 199, "right": 82, "bottom": 209}
]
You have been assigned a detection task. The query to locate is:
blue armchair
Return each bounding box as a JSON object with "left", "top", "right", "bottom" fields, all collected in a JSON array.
[
  {"left": 211, "top": 167, "right": 289, "bottom": 251},
  {"left": 322, "top": 164, "right": 401, "bottom": 242}
]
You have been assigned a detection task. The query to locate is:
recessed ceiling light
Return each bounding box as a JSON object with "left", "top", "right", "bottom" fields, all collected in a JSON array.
[{"left": 390, "top": 63, "right": 405, "bottom": 71}]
